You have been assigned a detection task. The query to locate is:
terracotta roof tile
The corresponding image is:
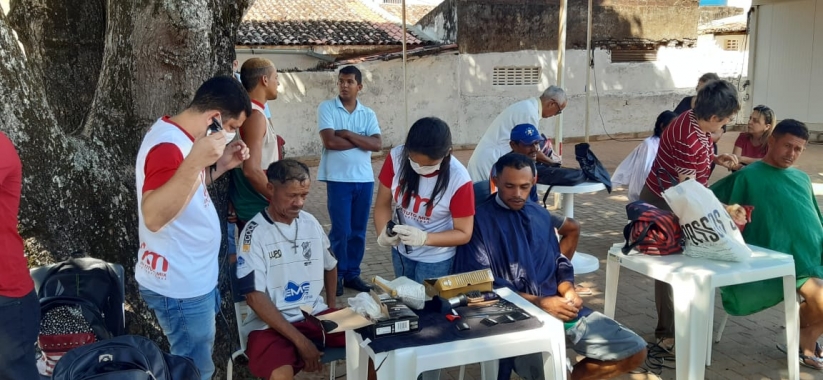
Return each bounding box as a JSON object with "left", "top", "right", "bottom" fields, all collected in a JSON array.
[{"left": 238, "top": 0, "right": 429, "bottom": 46}]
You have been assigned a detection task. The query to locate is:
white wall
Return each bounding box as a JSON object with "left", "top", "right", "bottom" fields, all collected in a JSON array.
[{"left": 266, "top": 43, "right": 749, "bottom": 157}]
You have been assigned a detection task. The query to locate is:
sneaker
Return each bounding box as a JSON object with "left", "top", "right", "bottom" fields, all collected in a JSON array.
[
  {"left": 336, "top": 277, "right": 344, "bottom": 297},
  {"left": 344, "top": 277, "right": 373, "bottom": 292}
]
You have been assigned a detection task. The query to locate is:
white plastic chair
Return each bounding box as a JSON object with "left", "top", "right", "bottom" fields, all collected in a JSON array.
[{"left": 226, "top": 260, "right": 342, "bottom": 380}]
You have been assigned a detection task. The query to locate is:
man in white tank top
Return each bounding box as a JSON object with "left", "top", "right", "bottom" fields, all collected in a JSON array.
[
  {"left": 231, "top": 58, "right": 282, "bottom": 225},
  {"left": 135, "top": 76, "right": 252, "bottom": 380}
]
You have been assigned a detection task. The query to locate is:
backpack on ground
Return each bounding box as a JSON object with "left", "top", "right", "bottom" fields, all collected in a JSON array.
[
  {"left": 52, "top": 335, "right": 200, "bottom": 380},
  {"left": 34, "top": 258, "right": 125, "bottom": 375}
]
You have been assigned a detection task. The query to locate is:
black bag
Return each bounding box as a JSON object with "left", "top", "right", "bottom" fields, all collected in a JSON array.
[
  {"left": 37, "top": 258, "right": 125, "bottom": 338},
  {"left": 537, "top": 164, "right": 588, "bottom": 207},
  {"left": 36, "top": 258, "right": 126, "bottom": 375},
  {"left": 574, "top": 143, "right": 612, "bottom": 192},
  {"left": 52, "top": 335, "right": 200, "bottom": 380}
]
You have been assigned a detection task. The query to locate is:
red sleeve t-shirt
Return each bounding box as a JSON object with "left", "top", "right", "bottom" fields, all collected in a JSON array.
[
  {"left": 0, "top": 132, "right": 34, "bottom": 298},
  {"left": 142, "top": 143, "right": 185, "bottom": 193}
]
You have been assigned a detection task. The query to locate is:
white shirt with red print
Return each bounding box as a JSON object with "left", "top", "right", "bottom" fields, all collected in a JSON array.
[
  {"left": 378, "top": 145, "right": 475, "bottom": 263},
  {"left": 135, "top": 116, "right": 221, "bottom": 299}
]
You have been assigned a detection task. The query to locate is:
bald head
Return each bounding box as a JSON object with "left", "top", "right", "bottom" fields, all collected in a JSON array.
[{"left": 240, "top": 58, "right": 276, "bottom": 92}]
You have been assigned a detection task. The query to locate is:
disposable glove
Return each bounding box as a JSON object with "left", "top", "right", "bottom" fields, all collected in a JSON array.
[
  {"left": 392, "top": 225, "right": 429, "bottom": 247},
  {"left": 377, "top": 227, "right": 401, "bottom": 247}
]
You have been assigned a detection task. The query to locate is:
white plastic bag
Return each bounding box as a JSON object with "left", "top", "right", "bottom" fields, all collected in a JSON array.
[
  {"left": 662, "top": 179, "right": 752, "bottom": 262},
  {"left": 373, "top": 276, "right": 426, "bottom": 310},
  {"left": 347, "top": 292, "right": 383, "bottom": 319}
]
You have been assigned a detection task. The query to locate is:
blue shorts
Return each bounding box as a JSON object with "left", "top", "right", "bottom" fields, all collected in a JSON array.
[{"left": 565, "top": 311, "right": 646, "bottom": 361}]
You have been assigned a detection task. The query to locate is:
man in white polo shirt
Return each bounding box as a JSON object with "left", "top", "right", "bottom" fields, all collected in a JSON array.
[
  {"left": 135, "top": 76, "right": 251, "bottom": 380},
  {"left": 467, "top": 86, "right": 567, "bottom": 182}
]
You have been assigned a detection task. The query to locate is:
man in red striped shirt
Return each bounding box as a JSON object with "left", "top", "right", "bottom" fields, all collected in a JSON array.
[{"left": 639, "top": 79, "right": 741, "bottom": 348}]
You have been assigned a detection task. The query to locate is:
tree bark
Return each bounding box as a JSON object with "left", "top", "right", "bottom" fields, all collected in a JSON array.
[
  {"left": 8, "top": 0, "right": 105, "bottom": 134},
  {"left": 1, "top": 0, "right": 253, "bottom": 377}
]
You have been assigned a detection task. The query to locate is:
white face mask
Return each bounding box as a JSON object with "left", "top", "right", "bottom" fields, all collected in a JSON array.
[
  {"left": 224, "top": 131, "right": 236, "bottom": 143},
  {"left": 409, "top": 158, "right": 441, "bottom": 175}
]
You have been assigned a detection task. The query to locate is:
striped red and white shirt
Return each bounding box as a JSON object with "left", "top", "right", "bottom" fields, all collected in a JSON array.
[{"left": 645, "top": 110, "right": 714, "bottom": 198}]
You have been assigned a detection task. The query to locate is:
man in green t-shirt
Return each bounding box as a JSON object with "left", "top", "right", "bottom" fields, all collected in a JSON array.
[{"left": 711, "top": 119, "right": 823, "bottom": 369}]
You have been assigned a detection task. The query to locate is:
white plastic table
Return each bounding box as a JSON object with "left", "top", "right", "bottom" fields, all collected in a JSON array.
[
  {"left": 604, "top": 243, "right": 799, "bottom": 380},
  {"left": 536, "top": 182, "right": 607, "bottom": 274},
  {"left": 345, "top": 287, "right": 567, "bottom": 380}
]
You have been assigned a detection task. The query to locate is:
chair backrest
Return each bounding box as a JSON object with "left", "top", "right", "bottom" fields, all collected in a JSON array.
[
  {"left": 228, "top": 260, "right": 250, "bottom": 353},
  {"left": 473, "top": 180, "right": 492, "bottom": 207}
]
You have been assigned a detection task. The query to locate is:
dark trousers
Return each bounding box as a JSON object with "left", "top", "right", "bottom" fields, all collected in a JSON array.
[
  {"left": 326, "top": 181, "right": 374, "bottom": 280},
  {"left": 639, "top": 184, "right": 675, "bottom": 339},
  {"left": 0, "top": 290, "right": 40, "bottom": 380}
]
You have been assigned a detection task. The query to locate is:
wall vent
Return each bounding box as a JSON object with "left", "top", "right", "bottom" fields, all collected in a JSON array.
[
  {"left": 724, "top": 38, "right": 740, "bottom": 51},
  {"left": 492, "top": 66, "right": 541, "bottom": 86},
  {"left": 610, "top": 49, "right": 658, "bottom": 63}
]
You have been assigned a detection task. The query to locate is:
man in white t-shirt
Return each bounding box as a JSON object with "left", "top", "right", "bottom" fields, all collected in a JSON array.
[
  {"left": 236, "top": 159, "right": 375, "bottom": 380},
  {"left": 135, "top": 76, "right": 251, "bottom": 380},
  {"left": 467, "top": 86, "right": 567, "bottom": 182}
]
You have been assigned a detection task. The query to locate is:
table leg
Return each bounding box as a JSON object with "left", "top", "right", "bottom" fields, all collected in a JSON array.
[
  {"left": 390, "top": 349, "right": 416, "bottom": 380},
  {"left": 706, "top": 290, "right": 716, "bottom": 366},
  {"left": 604, "top": 253, "right": 620, "bottom": 318},
  {"left": 345, "top": 330, "right": 369, "bottom": 380},
  {"left": 480, "top": 360, "right": 498, "bottom": 380},
  {"left": 673, "top": 274, "right": 711, "bottom": 380},
  {"left": 783, "top": 274, "right": 799, "bottom": 380},
  {"left": 560, "top": 193, "right": 575, "bottom": 218}
]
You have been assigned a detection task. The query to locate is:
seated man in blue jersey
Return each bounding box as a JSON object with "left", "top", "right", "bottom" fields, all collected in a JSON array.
[
  {"left": 455, "top": 153, "right": 646, "bottom": 380},
  {"left": 483, "top": 123, "right": 581, "bottom": 261}
]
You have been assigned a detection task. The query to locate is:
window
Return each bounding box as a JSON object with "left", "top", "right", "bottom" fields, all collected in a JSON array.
[
  {"left": 724, "top": 39, "right": 740, "bottom": 51},
  {"left": 492, "top": 66, "right": 541, "bottom": 86},
  {"left": 610, "top": 49, "right": 658, "bottom": 63},
  {"left": 382, "top": 0, "right": 402, "bottom": 3}
]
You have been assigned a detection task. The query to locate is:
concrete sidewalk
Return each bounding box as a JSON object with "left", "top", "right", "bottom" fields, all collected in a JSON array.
[{"left": 289, "top": 132, "right": 823, "bottom": 380}]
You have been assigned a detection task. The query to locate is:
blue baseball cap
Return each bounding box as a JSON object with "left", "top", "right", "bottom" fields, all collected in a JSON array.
[{"left": 510, "top": 124, "right": 542, "bottom": 144}]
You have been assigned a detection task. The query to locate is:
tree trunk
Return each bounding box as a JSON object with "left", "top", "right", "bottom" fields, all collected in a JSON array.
[{"left": 1, "top": 0, "right": 253, "bottom": 377}]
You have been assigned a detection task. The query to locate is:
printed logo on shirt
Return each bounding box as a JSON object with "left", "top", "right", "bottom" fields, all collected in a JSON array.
[
  {"left": 242, "top": 221, "right": 259, "bottom": 252},
  {"left": 269, "top": 250, "right": 282, "bottom": 259},
  {"left": 393, "top": 186, "right": 435, "bottom": 222},
  {"left": 301, "top": 241, "right": 312, "bottom": 266},
  {"left": 138, "top": 243, "right": 169, "bottom": 280},
  {"left": 284, "top": 281, "right": 311, "bottom": 303},
  {"left": 237, "top": 255, "right": 246, "bottom": 267}
]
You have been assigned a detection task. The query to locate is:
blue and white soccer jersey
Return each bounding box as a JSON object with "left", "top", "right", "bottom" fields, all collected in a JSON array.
[{"left": 235, "top": 210, "right": 337, "bottom": 337}]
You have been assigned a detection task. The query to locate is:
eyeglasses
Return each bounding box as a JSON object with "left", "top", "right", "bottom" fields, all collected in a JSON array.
[{"left": 554, "top": 101, "right": 564, "bottom": 115}]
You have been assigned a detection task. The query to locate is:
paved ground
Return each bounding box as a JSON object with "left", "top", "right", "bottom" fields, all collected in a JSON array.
[{"left": 277, "top": 132, "right": 823, "bottom": 380}]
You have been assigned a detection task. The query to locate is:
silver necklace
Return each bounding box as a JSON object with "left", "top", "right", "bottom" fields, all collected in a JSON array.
[{"left": 266, "top": 210, "right": 299, "bottom": 254}]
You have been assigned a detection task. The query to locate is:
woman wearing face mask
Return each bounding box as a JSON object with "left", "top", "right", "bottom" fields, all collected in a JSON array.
[
  {"left": 731, "top": 105, "right": 775, "bottom": 167},
  {"left": 373, "top": 117, "right": 475, "bottom": 284}
]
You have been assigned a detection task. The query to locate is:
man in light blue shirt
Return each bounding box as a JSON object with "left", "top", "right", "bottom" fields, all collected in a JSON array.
[{"left": 317, "top": 66, "right": 382, "bottom": 296}]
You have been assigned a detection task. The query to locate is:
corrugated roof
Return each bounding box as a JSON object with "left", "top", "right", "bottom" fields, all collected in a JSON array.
[{"left": 238, "top": 0, "right": 430, "bottom": 46}]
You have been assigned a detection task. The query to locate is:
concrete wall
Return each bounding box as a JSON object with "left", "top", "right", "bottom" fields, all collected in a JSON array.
[
  {"left": 264, "top": 39, "right": 747, "bottom": 157},
  {"left": 417, "top": 0, "right": 701, "bottom": 53}
]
